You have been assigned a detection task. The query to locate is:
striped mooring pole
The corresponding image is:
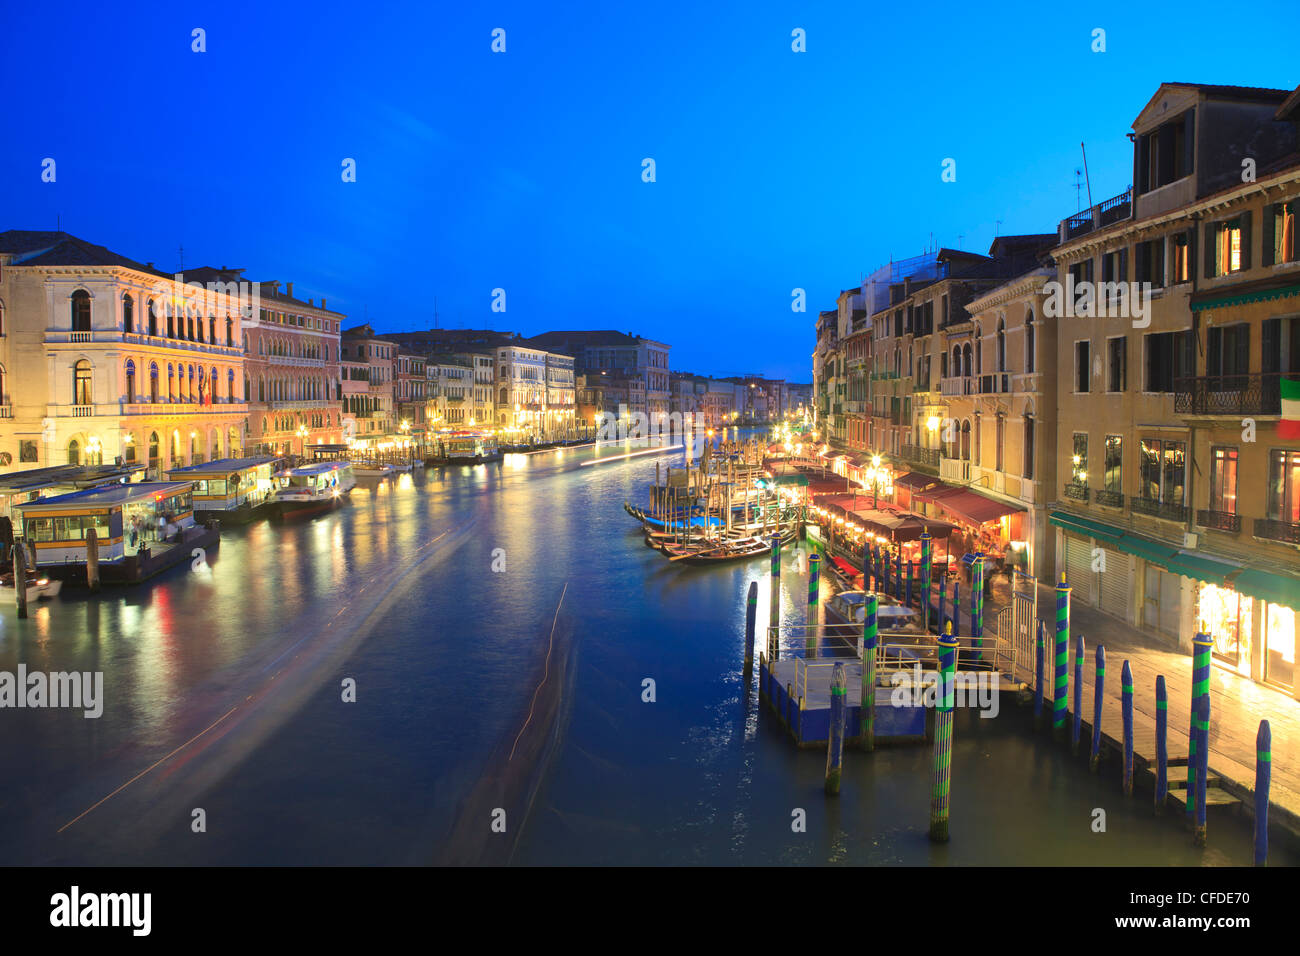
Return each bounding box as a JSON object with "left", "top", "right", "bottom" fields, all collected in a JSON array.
[
  {"left": 1033, "top": 618, "right": 1045, "bottom": 728},
  {"left": 919, "top": 530, "right": 932, "bottom": 633},
  {"left": 861, "top": 592, "right": 878, "bottom": 751},
  {"left": 1053, "top": 573, "right": 1070, "bottom": 742},
  {"left": 825, "top": 661, "right": 847, "bottom": 795},
  {"left": 1187, "top": 632, "right": 1212, "bottom": 822},
  {"left": 1256, "top": 720, "right": 1271, "bottom": 865},
  {"left": 807, "top": 552, "right": 821, "bottom": 660},
  {"left": 929, "top": 621, "right": 959, "bottom": 843},
  {"left": 905, "top": 560, "right": 914, "bottom": 609},
  {"left": 1089, "top": 645, "right": 1105, "bottom": 771},
  {"left": 938, "top": 577, "right": 947, "bottom": 637},
  {"left": 1072, "top": 633, "right": 1085, "bottom": 754},
  {"left": 743, "top": 580, "right": 758, "bottom": 672},
  {"left": 1122, "top": 660, "right": 1135, "bottom": 796},
  {"left": 862, "top": 541, "right": 872, "bottom": 594},
  {"left": 895, "top": 549, "right": 902, "bottom": 600},
  {"left": 768, "top": 534, "right": 781, "bottom": 662},
  {"left": 952, "top": 581, "right": 961, "bottom": 638},
  {"left": 1194, "top": 692, "right": 1210, "bottom": 846},
  {"left": 971, "top": 558, "right": 984, "bottom": 661},
  {"left": 1155, "top": 675, "right": 1168, "bottom": 814}
]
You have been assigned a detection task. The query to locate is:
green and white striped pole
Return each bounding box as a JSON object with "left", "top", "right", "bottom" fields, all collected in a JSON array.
[
  {"left": 1194, "top": 693, "right": 1210, "bottom": 846},
  {"left": 861, "top": 593, "right": 878, "bottom": 751},
  {"left": 919, "top": 529, "right": 932, "bottom": 633},
  {"left": 807, "top": 552, "right": 821, "bottom": 659},
  {"left": 971, "top": 557, "right": 984, "bottom": 662},
  {"left": 768, "top": 534, "right": 781, "bottom": 662},
  {"left": 1053, "top": 573, "right": 1070, "bottom": 742},
  {"left": 1187, "top": 632, "right": 1212, "bottom": 822},
  {"left": 1089, "top": 645, "right": 1105, "bottom": 771},
  {"left": 1072, "top": 634, "right": 1085, "bottom": 755},
  {"left": 929, "top": 621, "right": 959, "bottom": 843},
  {"left": 1256, "top": 720, "right": 1271, "bottom": 866}
]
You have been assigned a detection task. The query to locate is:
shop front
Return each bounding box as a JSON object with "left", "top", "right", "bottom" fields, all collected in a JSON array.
[{"left": 1199, "top": 573, "right": 1298, "bottom": 694}]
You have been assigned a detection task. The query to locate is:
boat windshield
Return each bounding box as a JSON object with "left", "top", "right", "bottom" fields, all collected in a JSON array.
[{"left": 287, "top": 476, "right": 315, "bottom": 488}]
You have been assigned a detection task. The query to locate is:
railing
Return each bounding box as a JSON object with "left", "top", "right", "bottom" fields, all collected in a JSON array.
[
  {"left": 902, "top": 444, "right": 940, "bottom": 467},
  {"left": 1174, "top": 373, "right": 1284, "bottom": 416},
  {"left": 1098, "top": 188, "right": 1133, "bottom": 226},
  {"left": 0, "top": 405, "right": 11, "bottom": 418},
  {"left": 71, "top": 405, "right": 94, "bottom": 417},
  {"left": 1064, "top": 482, "right": 1089, "bottom": 502},
  {"left": 1131, "top": 496, "right": 1188, "bottom": 522},
  {"left": 1196, "top": 509, "right": 1241, "bottom": 533},
  {"left": 976, "top": 373, "right": 1011, "bottom": 395},
  {"left": 1064, "top": 212, "right": 1094, "bottom": 241},
  {"left": 1254, "top": 517, "right": 1300, "bottom": 545},
  {"left": 122, "top": 401, "right": 249, "bottom": 415},
  {"left": 70, "top": 331, "right": 92, "bottom": 343},
  {"left": 940, "top": 376, "right": 974, "bottom": 397},
  {"left": 940, "top": 457, "right": 970, "bottom": 483},
  {"left": 1094, "top": 489, "right": 1124, "bottom": 508}
]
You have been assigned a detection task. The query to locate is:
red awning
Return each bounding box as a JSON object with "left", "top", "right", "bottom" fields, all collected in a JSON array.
[
  {"left": 894, "top": 471, "right": 939, "bottom": 490},
  {"left": 912, "top": 482, "right": 963, "bottom": 503},
  {"left": 935, "top": 489, "right": 1024, "bottom": 526}
]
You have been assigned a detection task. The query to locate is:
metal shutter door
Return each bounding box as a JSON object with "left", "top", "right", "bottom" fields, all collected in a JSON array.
[
  {"left": 1065, "top": 534, "right": 1093, "bottom": 604},
  {"left": 1100, "top": 547, "right": 1130, "bottom": 618}
]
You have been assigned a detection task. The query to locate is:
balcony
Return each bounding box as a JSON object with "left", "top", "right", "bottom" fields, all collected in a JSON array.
[
  {"left": 940, "top": 376, "right": 974, "bottom": 397},
  {"left": 1131, "top": 496, "right": 1188, "bottom": 523},
  {"left": 1254, "top": 518, "right": 1300, "bottom": 545},
  {"left": 970, "top": 464, "right": 1005, "bottom": 495},
  {"left": 1064, "top": 482, "right": 1089, "bottom": 502},
  {"left": 1174, "top": 373, "right": 1283, "bottom": 416},
  {"left": 1058, "top": 188, "right": 1132, "bottom": 242},
  {"left": 901, "top": 444, "right": 940, "bottom": 467},
  {"left": 1196, "top": 509, "right": 1241, "bottom": 533},
  {"left": 940, "top": 457, "right": 970, "bottom": 483},
  {"left": 0, "top": 405, "right": 10, "bottom": 418},
  {"left": 121, "top": 401, "right": 249, "bottom": 416},
  {"left": 976, "top": 373, "right": 1011, "bottom": 395},
  {"left": 1094, "top": 489, "right": 1124, "bottom": 508}
]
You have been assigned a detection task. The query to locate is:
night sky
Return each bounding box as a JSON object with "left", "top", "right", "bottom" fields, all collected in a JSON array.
[{"left": 2, "top": 1, "right": 1292, "bottom": 381}]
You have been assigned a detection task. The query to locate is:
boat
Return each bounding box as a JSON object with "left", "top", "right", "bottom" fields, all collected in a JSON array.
[
  {"left": 351, "top": 461, "right": 396, "bottom": 478},
  {"left": 269, "top": 462, "right": 357, "bottom": 518},
  {"left": 165, "top": 456, "right": 283, "bottom": 524},
  {"left": 429, "top": 431, "right": 502, "bottom": 465},
  {"left": 0, "top": 569, "right": 62, "bottom": 602},
  {"left": 662, "top": 536, "right": 773, "bottom": 563},
  {"left": 15, "top": 481, "right": 219, "bottom": 583}
]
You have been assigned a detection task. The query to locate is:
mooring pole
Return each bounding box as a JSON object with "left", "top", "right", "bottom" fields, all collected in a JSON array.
[
  {"left": 929, "top": 622, "right": 959, "bottom": 843},
  {"left": 1194, "top": 693, "right": 1210, "bottom": 846},
  {"left": 1256, "top": 720, "right": 1271, "bottom": 866},
  {"left": 1034, "top": 618, "right": 1045, "bottom": 728},
  {"left": 1155, "top": 675, "right": 1168, "bottom": 814},
  {"left": 938, "top": 576, "right": 947, "bottom": 637},
  {"left": 1188, "top": 633, "right": 1212, "bottom": 823},
  {"left": 1090, "top": 645, "right": 1105, "bottom": 771},
  {"left": 768, "top": 534, "right": 781, "bottom": 662},
  {"left": 826, "top": 661, "right": 847, "bottom": 795},
  {"left": 905, "top": 559, "right": 914, "bottom": 609},
  {"left": 743, "top": 580, "right": 757, "bottom": 673},
  {"left": 1053, "top": 573, "right": 1070, "bottom": 742},
  {"left": 952, "top": 581, "right": 961, "bottom": 638},
  {"left": 13, "top": 539, "right": 28, "bottom": 619},
  {"left": 86, "top": 527, "right": 101, "bottom": 592},
  {"left": 971, "top": 557, "right": 984, "bottom": 661},
  {"left": 861, "top": 592, "right": 878, "bottom": 751},
  {"left": 1122, "top": 660, "right": 1135, "bottom": 796},
  {"left": 1072, "top": 633, "right": 1085, "bottom": 754},
  {"left": 919, "top": 529, "right": 932, "bottom": 632},
  {"left": 806, "top": 552, "right": 820, "bottom": 660}
]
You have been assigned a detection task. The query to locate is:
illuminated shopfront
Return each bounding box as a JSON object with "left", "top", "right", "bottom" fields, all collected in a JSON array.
[{"left": 1198, "top": 582, "right": 1294, "bottom": 690}]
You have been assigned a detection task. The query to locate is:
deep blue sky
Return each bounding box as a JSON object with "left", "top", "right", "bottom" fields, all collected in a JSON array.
[{"left": 2, "top": 2, "right": 1294, "bottom": 381}]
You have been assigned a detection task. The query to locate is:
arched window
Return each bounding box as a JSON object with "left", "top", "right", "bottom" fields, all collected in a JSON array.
[
  {"left": 211, "top": 367, "right": 218, "bottom": 402},
  {"left": 1025, "top": 310, "right": 1036, "bottom": 374},
  {"left": 149, "top": 431, "right": 160, "bottom": 469},
  {"left": 996, "top": 318, "right": 1007, "bottom": 372},
  {"left": 148, "top": 300, "right": 158, "bottom": 336},
  {"left": 74, "top": 359, "right": 92, "bottom": 405},
  {"left": 226, "top": 315, "right": 234, "bottom": 346},
  {"left": 123, "top": 433, "right": 137, "bottom": 464},
  {"left": 168, "top": 364, "right": 176, "bottom": 402},
  {"left": 150, "top": 363, "right": 160, "bottom": 402},
  {"left": 1023, "top": 414, "right": 1036, "bottom": 479},
  {"left": 228, "top": 369, "right": 235, "bottom": 401},
  {"left": 167, "top": 306, "right": 175, "bottom": 339},
  {"left": 259, "top": 376, "right": 265, "bottom": 402},
  {"left": 125, "top": 360, "right": 136, "bottom": 403},
  {"left": 71, "top": 290, "right": 91, "bottom": 331},
  {"left": 244, "top": 375, "right": 250, "bottom": 402},
  {"left": 975, "top": 329, "right": 983, "bottom": 375},
  {"left": 209, "top": 315, "right": 217, "bottom": 343},
  {"left": 187, "top": 311, "right": 195, "bottom": 341},
  {"left": 123, "top": 294, "right": 134, "bottom": 334},
  {"left": 0, "top": 365, "right": 6, "bottom": 404},
  {"left": 962, "top": 344, "right": 972, "bottom": 377},
  {"left": 960, "top": 420, "right": 971, "bottom": 461},
  {"left": 68, "top": 438, "right": 80, "bottom": 465}
]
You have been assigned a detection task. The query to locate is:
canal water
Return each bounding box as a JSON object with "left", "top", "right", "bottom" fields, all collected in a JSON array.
[{"left": 0, "top": 439, "right": 1288, "bottom": 865}]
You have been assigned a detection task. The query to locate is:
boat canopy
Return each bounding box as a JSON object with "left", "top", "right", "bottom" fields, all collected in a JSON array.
[
  {"left": 167, "top": 456, "right": 282, "bottom": 477},
  {"left": 0, "top": 463, "right": 146, "bottom": 492},
  {"left": 16, "top": 481, "right": 194, "bottom": 513}
]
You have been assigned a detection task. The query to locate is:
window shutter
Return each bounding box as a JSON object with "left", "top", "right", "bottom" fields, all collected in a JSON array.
[
  {"left": 1120, "top": 247, "right": 1129, "bottom": 282},
  {"left": 1138, "top": 135, "right": 1150, "bottom": 193},
  {"left": 1183, "top": 109, "right": 1195, "bottom": 179},
  {"left": 1204, "top": 223, "right": 1218, "bottom": 278},
  {"left": 1241, "top": 210, "right": 1252, "bottom": 271},
  {"left": 1263, "top": 203, "right": 1277, "bottom": 266},
  {"left": 1236, "top": 325, "right": 1250, "bottom": 377}
]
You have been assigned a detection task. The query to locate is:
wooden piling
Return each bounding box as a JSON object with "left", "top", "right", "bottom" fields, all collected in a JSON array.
[
  {"left": 938, "top": 577, "right": 947, "bottom": 637},
  {"left": 1188, "top": 633, "right": 1212, "bottom": 822},
  {"left": 1155, "top": 675, "right": 1169, "bottom": 813},
  {"left": 952, "top": 581, "right": 961, "bottom": 638},
  {"left": 1194, "top": 693, "right": 1210, "bottom": 846},
  {"left": 1089, "top": 644, "right": 1105, "bottom": 771},
  {"left": 13, "top": 538, "right": 28, "bottom": 619},
  {"left": 1255, "top": 720, "right": 1271, "bottom": 866},
  {"left": 861, "top": 592, "right": 878, "bottom": 751},
  {"left": 1072, "top": 633, "right": 1085, "bottom": 754},
  {"left": 929, "top": 622, "right": 959, "bottom": 843},
  {"left": 806, "top": 552, "right": 820, "bottom": 659},
  {"left": 768, "top": 534, "right": 781, "bottom": 661},
  {"left": 905, "top": 559, "right": 914, "bottom": 609},
  {"left": 86, "top": 527, "right": 101, "bottom": 592},
  {"left": 971, "top": 557, "right": 984, "bottom": 661},
  {"left": 919, "top": 530, "right": 931, "bottom": 632},
  {"left": 743, "top": 580, "right": 757, "bottom": 672},
  {"left": 1122, "top": 660, "right": 1134, "bottom": 796},
  {"left": 1033, "top": 618, "right": 1045, "bottom": 728},
  {"left": 825, "top": 662, "right": 847, "bottom": 795},
  {"left": 1053, "top": 573, "right": 1070, "bottom": 742}
]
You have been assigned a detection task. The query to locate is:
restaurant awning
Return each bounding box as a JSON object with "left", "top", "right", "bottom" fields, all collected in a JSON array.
[
  {"left": 912, "top": 482, "right": 962, "bottom": 503},
  {"left": 894, "top": 471, "right": 940, "bottom": 491},
  {"left": 1048, "top": 511, "right": 1124, "bottom": 545},
  {"left": 1233, "top": 568, "right": 1300, "bottom": 612},
  {"left": 933, "top": 489, "right": 1025, "bottom": 526},
  {"left": 1166, "top": 550, "right": 1242, "bottom": 587}
]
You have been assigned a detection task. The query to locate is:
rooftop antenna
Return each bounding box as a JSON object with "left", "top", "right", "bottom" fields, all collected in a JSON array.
[
  {"left": 1074, "top": 167, "right": 1084, "bottom": 212},
  {"left": 996, "top": 219, "right": 1003, "bottom": 236},
  {"left": 178, "top": 243, "right": 185, "bottom": 273},
  {"left": 957, "top": 233, "right": 964, "bottom": 249},
  {"left": 1081, "top": 142, "right": 1095, "bottom": 211}
]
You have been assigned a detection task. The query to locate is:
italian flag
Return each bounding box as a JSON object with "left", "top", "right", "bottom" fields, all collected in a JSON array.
[{"left": 1281, "top": 379, "right": 1300, "bottom": 440}]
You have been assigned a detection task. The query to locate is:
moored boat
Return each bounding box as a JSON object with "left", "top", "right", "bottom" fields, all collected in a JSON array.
[
  {"left": 269, "top": 462, "right": 356, "bottom": 518},
  {"left": 165, "top": 456, "right": 283, "bottom": 524},
  {"left": 0, "top": 569, "right": 62, "bottom": 602}
]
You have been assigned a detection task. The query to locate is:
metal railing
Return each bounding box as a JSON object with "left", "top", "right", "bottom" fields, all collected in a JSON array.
[
  {"left": 1196, "top": 509, "right": 1241, "bottom": 533},
  {"left": 1174, "top": 373, "right": 1284, "bottom": 416},
  {"left": 1254, "top": 517, "right": 1300, "bottom": 545},
  {"left": 1094, "top": 488, "right": 1123, "bottom": 507},
  {"left": 1064, "top": 482, "right": 1089, "bottom": 502},
  {"left": 1131, "top": 496, "right": 1188, "bottom": 522}
]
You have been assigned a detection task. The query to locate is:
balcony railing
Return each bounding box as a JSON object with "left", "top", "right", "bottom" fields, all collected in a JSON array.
[
  {"left": 1131, "top": 496, "right": 1188, "bottom": 522},
  {"left": 1060, "top": 188, "right": 1132, "bottom": 241},
  {"left": 1064, "top": 482, "right": 1089, "bottom": 502},
  {"left": 940, "top": 376, "right": 974, "bottom": 397},
  {"left": 901, "top": 444, "right": 939, "bottom": 467},
  {"left": 1094, "top": 489, "right": 1124, "bottom": 508},
  {"left": 1254, "top": 518, "right": 1300, "bottom": 545},
  {"left": 1174, "top": 373, "right": 1285, "bottom": 416},
  {"left": 0, "top": 405, "right": 10, "bottom": 418},
  {"left": 940, "top": 458, "right": 970, "bottom": 483},
  {"left": 977, "top": 373, "right": 1011, "bottom": 395},
  {"left": 1196, "top": 509, "right": 1241, "bottom": 533}
]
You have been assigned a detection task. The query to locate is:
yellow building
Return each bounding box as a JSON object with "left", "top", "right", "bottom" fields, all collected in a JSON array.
[{"left": 0, "top": 231, "right": 248, "bottom": 476}]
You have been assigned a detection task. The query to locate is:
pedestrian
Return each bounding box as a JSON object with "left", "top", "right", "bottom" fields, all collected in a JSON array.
[{"left": 156, "top": 511, "right": 166, "bottom": 543}]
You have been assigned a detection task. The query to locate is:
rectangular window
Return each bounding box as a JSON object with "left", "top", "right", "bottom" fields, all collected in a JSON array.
[
  {"left": 1107, "top": 336, "right": 1127, "bottom": 392},
  {"left": 1144, "top": 330, "right": 1193, "bottom": 392},
  {"left": 1135, "top": 238, "right": 1166, "bottom": 288},
  {"left": 1071, "top": 433, "right": 1088, "bottom": 487},
  {"left": 1209, "top": 447, "right": 1238, "bottom": 515},
  {"left": 1075, "top": 341, "right": 1090, "bottom": 393},
  {"left": 1163, "top": 441, "right": 1186, "bottom": 507},
  {"left": 1206, "top": 322, "right": 1250, "bottom": 388},
  {"left": 1172, "top": 232, "right": 1191, "bottom": 283},
  {"left": 1219, "top": 219, "right": 1243, "bottom": 274},
  {"left": 1266, "top": 449, "right": 1300, "bottom": 524},
  {"left": 1140, "top": 438, "right": 1162, "bottom": 501},
  {"left": 1266, "top": 200, "right": 1297, "bottom": 265},
  {"left": 1104, "top": 435, "right": 1123, "bottom": 492}
]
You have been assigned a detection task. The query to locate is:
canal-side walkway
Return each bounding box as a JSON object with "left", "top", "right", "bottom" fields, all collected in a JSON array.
[{"left": 1028, "top": 582, "right": 1300, "bottom": 834}]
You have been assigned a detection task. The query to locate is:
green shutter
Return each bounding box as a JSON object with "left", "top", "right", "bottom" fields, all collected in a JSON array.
[
  {"left": 1204, "top": 222, "right": 1218, "bottom": 278},
  {"left": 1241, "top": 210, "right": 1252, "bottom": 271},
  {"left": 1263, "top": 203, "right": 1277, "bottom": 267}
]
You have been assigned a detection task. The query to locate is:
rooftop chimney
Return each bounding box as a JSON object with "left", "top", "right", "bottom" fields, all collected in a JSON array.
[
  {"left": 286, "top": 282, "right": 294, "bottom": 299},
  {"left": 321, "top": 298, "right": 326, "bottom": 309}
]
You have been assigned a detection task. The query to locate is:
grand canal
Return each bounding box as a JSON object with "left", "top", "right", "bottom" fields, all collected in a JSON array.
[{"left": 0, "top": 438, "right": 1287, "bottom": 866}]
